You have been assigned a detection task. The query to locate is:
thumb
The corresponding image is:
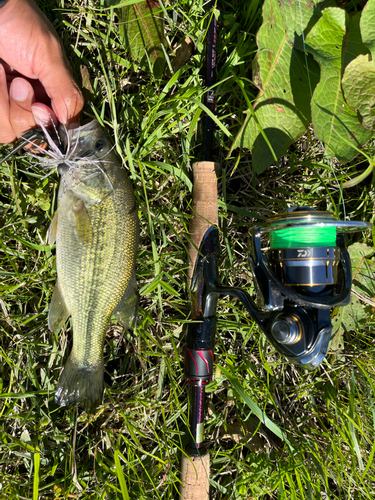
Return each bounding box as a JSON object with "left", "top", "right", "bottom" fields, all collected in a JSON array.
[{"left": 38, "top": 48, "right": 84, "bottom": 128}]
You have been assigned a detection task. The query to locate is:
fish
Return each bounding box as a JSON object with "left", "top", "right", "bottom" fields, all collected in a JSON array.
[{"left": 44, "top": 119, "right": 139, "bottom": 413}]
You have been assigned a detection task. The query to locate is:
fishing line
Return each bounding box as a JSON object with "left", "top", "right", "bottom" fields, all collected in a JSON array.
[{"left": 269, "top": 225, "right": 337, "bottom": 248}]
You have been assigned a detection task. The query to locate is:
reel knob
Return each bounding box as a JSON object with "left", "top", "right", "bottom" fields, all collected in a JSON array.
[{"left": 271, "top": 314, "right": 302, "bottom": 345}]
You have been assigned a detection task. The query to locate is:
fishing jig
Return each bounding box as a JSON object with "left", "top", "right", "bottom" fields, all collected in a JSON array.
[
  {"left": 1, "top": 128, "right": 48, "bottom": 162},
  {"left": 1, "top": 125, "right": 65, "bottom": 163}
]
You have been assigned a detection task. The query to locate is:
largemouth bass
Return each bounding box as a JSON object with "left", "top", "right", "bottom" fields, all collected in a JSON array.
[{"left": 47, "top": 120, "right": 139, "bottom": 413}]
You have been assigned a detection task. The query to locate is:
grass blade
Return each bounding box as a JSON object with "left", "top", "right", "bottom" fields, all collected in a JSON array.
[
  {"left": 220, "top": 365, "right": 293, "bottom": 449},
  {"left": 114, "top": 449, "right": 130, "bottom": 500},
  {"left": 33, "top": 448, "right": 40, "bottom": 500}
]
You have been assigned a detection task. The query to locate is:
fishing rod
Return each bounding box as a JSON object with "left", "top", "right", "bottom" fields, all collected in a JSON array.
[
  {"left": 179, "top": 1, "right": 218, "bottom": 498},
  {"left": 179, "top": 196, "right": 371, "bottom": 497},
  {"left": 179, "top": 2, "right": 373, "bottom": 497}
]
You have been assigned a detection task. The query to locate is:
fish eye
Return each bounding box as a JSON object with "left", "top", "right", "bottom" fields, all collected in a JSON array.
[{"left": 95, "top": 140, "right": 106, "bottom": 152}]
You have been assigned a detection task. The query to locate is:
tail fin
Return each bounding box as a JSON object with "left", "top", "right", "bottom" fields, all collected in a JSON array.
[{"left": 55, "top": 356, "right": 104, "bottom": 413}]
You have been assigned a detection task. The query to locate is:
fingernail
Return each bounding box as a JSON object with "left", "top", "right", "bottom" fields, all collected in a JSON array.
[
  {"left": 31, "top": 106, "right": 50, "bottom": 126},
  {"left": 10, "top": 78, "right": 30, "bottom": 101}
]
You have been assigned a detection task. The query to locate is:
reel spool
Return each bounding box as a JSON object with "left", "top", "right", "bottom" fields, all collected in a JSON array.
[{"left": 250, "top": 207, "right": 372, "bottom": 369}]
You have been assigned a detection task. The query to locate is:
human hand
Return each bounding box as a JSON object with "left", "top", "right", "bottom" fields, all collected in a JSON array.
[{"left": 0, "top": 0, "right": 84, "bottom": 143}]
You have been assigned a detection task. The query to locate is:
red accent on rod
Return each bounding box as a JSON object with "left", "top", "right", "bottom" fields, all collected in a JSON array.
[
  {"left": 187, "top": 348, "right": 199, "bottom": 374},
  {"left": 197, "top": 350, "right": 209, "bottom": 373}
]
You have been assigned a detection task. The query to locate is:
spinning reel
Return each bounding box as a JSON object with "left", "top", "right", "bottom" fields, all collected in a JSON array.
[
  {"left": 249, "top": 207, "right": 372, "bottom": 368},
  {"left": 188, "top": 207, "right": 372, "bottom": 376}
]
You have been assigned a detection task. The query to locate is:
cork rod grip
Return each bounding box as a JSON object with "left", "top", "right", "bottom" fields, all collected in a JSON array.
[
  {"left": 187, "top": 161, "right": 219, "bottom": 285},
  {"left": 180, "top": 160, "right": 218, "bottom": 499},
  {"left": 179, "top": 453, "right": 210, "bottom": 499}
]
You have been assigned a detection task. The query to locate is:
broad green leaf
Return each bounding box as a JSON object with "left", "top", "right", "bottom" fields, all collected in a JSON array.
[
  {"left": 331, "top": 294, "right": 366, "bottom": 337},
  {"left": 349, "top": 241, "right": 375, "bottom": 266},
  {"left": 332, "top": 242, "right": 374, "bottom": 338},
  {"left": 230, "top": 0, "right": 319, "bottom": 174},
  {"left": 330, "top": 317, "right": 344, "bottom": 352},
  {"left": 279, "top": 0, "right": 334, "bottom": 50},
  {"left": 349, "top": 242, "right": 375, "bottom": 299},
  {"left": 343, "top": 12, "right": 369, "bottom": 70},
  {"left": 342, "top": 54, "right": 375, "bottom": 130},
  {"left": 118, "top": 0, "right": 165, "bottom": 77},
  {"left": 305, "top": 8, "right": 372, "bottom": 162},
  {"left": 360, "top": 0, "right": 375, "bottom": 62}
]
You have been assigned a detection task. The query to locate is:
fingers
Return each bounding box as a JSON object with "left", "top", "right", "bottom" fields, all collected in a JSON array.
[
  {"left": 0, "top": 70, "right": 60, "bottom": 145},
  {"left": 31, "top": 104, "right": 58, "bottom": 128},
  {"left": 51, "top": 77, "right": 83, "bottom": 130},
  {"left": 38, "top": 41, "right": 84, "bottom": 130},
  {"left": 8, "top": 77, "right": 37, "bottom": 139},
  {"left": 0, "top": 76, "right": 59, "bottom": 145},
  {"left": 0, "top": 73, "right": 37, "bottom": 144},
  {"left": 48, "top": 74, "right": 84, "bottom": 130},
  {"left": 0, "top": 70, "right": 80, "bottom": 145},
  {"left": 0, "top": 0, "right": 84, "bottom": 142},
  {"left": 0, "top": 63, "right": 14, "bottom": 143}
]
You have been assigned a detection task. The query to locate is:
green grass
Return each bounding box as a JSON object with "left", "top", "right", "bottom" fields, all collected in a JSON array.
[{"left": 1, "top": 0, "right": 375, "bottom": 498}]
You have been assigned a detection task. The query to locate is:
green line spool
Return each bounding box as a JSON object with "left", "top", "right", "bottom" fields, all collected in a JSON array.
[
  {"left": 269, "top": 225, "right": 337, "bottom": 249},
  {"left": 265, "top": 210, "right": 340, "bottom": 289},
  {"left": 259, "top": 208, "right": 372, "bottom": 289}
]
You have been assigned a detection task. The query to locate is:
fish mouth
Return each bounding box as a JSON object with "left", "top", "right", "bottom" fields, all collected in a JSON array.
[
  {"left": 76, "top": 120, "right": 101, "bottom": 133},
  {"left": 61, "top": 119, "right": 101, "bottom": 156},
  {"left": 69, "top": 119, "right": 100, "bottom": 140}
]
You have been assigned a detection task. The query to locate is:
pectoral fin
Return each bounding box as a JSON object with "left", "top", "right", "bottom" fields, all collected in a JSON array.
[
  {"left": 112, "top": 271, "right": 139, "bottom": 330},
  {"left": 48, "top": 280, "right": 70, "bottom": 333},
  {"left": 72, "top": 200, "right": 92, "bottom": 245},
  {"left": 48, "top": 212, "right": 58, "bottom": 246}
]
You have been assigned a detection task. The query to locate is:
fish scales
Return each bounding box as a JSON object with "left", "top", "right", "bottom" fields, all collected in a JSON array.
[
  {"left": 58, "top": 194, "right": 134, "bottom": 357},
  {"left": 48, "top": 120, "right": 139, "bottom": 412}
]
